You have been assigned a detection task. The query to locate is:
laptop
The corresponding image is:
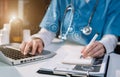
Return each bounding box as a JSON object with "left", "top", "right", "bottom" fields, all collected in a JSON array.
[{"left": 0, "top": 43, "right": 56, "bottom": 65}]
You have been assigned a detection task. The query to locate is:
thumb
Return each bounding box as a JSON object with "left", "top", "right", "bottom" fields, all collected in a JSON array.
[{"left": 81, "top": 46, "right": 86, "bottom": 53}]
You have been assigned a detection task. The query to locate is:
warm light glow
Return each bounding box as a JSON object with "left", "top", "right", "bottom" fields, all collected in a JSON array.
[
  {"left": 9, "top": 13, "right": 17, "bottom": 23},
  {"left": 11, "top": 16, "right": 16, "bottom": 20}
]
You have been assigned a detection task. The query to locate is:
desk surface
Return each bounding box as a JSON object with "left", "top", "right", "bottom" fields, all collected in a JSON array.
[
  {"left": 0, "top": 40, "right": 119, "bottom": 77},
  {"left": 0, "top": 39, "right": 84, "bottom": 77},
  {"left": 107, "top": 53, "right": 120, "bottom": 77}
]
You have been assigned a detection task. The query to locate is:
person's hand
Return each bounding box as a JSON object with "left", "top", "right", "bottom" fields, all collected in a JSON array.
[
  {"left": 81, "top": 41, "right": 106, "bottom": 58},
  {"left": 20, "top": 38, "right": 44, "bottom": 55}
]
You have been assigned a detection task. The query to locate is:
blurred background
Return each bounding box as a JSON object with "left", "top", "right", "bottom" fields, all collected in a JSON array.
[
  {"left": 0, "top": 0, "right": 120, "bottom": 53},
  {"left": 0, "top": 0, "right": 51, "bottom": 43},
  {"left": 0, "top": 0, "right": 51, "bottom": 34}
]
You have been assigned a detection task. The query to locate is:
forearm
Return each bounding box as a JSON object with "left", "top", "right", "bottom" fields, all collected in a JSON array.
[
  {"left": 99, "top": 34, "right": 118, "bottom": 54},
  {"left": 31, "top": 28, "right": 56, "bottom": 47}
]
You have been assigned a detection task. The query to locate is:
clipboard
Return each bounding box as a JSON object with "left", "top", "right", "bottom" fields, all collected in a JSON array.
[{"left": 37, "top": 54, "right": 109, "bottom": 77}]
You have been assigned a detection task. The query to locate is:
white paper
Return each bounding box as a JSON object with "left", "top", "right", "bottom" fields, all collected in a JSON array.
[
  {"left": 62, "top": 55, "right": 95, "bottom": 65},
  {"left": 40, "top": 42, "right": 84, "bottom": 70}
]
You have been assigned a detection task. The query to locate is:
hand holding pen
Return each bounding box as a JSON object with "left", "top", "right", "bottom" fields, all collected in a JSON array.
[{"left": 81, "top": 33, "right": 106, "bottom": 58}]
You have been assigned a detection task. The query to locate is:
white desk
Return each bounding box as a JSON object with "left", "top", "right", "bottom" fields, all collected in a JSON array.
[
  {"left": 2, "top": 40, "right": 118, "bottom": 77},
  {"left": 0, "top": 40, "right": 84, "bottom": 77},
  {"left": 107, "top": 53, "right": 120, "bottom": 77}
]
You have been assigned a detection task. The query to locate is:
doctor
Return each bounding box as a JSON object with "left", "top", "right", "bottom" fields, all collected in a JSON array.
[{"left": 20, "top": 0, "right": 120, "bottom": 58}]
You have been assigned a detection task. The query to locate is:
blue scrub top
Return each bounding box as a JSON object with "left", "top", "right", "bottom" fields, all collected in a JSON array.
[{"left": 40, "top": 0, "right": 120, "bottom": 45}]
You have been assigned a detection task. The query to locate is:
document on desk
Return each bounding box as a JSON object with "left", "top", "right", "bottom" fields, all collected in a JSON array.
[
  {"left": 38, "top": 44, "right": 84, "bottom": 71},
  {"left": 62, "top": 33, "right": 98, "bottom": 66},
  {"left": 38, "top": 42, "right": 109, "bottom": 77},
  {"left": 36, "top": 40, "right": 109, "bottom": 77},
  {"left": 62, "top": 34, "right": 98, "bottom": 66},
  {"left": 60, "top": 45, "right": 95, "bottom": 65},
  {"left": 62, "top": 54, "right": 95, "bottom": 66}
]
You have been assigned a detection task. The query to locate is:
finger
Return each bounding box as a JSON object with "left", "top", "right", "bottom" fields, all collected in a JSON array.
[
  {"left": 87, "top": 41, "right": 103, "bottom": 56},
  {"left": 98, "top": 52, "right": 105, "bottom": 57},
  {"left": 92, "top": 48, "right": 104, "bottom": 58},
  {"left": 38, "top": 46, "right": 43, "bottom": 54},
  {"left": 31, "top": 40, "right": 38, "bottom": 55},
  {"left": 85, "top": 42, "right": 98, "bottom": 54},
  {"left": 24, "top": 41, "right": 32, "bottom": 55},
  {"left": 82, "top": 42, "right": 97, "bottom": 57},
  {"left": 82, "top": 47, "right": 89, "bottom": 58},
  {"left": 81, "top": 47, "right": 87, "bottom": 58},
  {"left": 38, "top": 42, "right": 44, "bottom": 53},
  {"left": 20, "top": 41, "right": 27, "bottom": 54},
  {"left": 89, "top": 42, "right": 105, "bottom": 58},
  {"left": 87, "top": 43, "right": 102, "bottom": 56},
  {"left": 81, "top": 47, "right": 86, "bottom": 53}
]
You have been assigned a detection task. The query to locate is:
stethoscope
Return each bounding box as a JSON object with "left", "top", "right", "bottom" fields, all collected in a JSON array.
[{"left": 59, "top": 0, "right": 99, "bottom": 40}]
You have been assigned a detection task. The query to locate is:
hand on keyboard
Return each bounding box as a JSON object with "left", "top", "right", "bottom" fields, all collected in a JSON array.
[{"left": 20, "top": 38, "right": 44, "bottom": 55}]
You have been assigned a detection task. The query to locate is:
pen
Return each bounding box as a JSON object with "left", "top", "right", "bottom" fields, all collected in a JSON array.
[
  {"left": 86, "top": 33, "right": 99, "bottom": 49},
  {"left": 37, "top": 68, "right": 65, "bottom": 76},
  {"left": 81, "top": 33, "right": 99, "bottom": 58}
]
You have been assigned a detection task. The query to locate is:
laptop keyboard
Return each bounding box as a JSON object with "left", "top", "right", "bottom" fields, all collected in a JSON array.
[{"left": 0, "top": 46, "right": 51, "bottom": 60}]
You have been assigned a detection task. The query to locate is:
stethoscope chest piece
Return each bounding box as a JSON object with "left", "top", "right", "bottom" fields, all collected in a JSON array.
[
  {"left": 81, "top": 26, "right": 92, "bottom": 35},
  {"left": 59, "top": 0, "right": 99, "bottom": 40}
]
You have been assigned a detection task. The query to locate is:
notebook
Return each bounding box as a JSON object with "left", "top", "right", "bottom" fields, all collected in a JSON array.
[
  {"left": 62, "top": 54, "right": 95, "bottom": 66},
  {"left": 0, "top": 43, "right": 56, "bottom": 65}
]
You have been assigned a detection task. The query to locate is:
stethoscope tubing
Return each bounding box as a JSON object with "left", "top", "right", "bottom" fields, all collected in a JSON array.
[{"left": 59, "top": 0, "right": 99, "bottom": 40}]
